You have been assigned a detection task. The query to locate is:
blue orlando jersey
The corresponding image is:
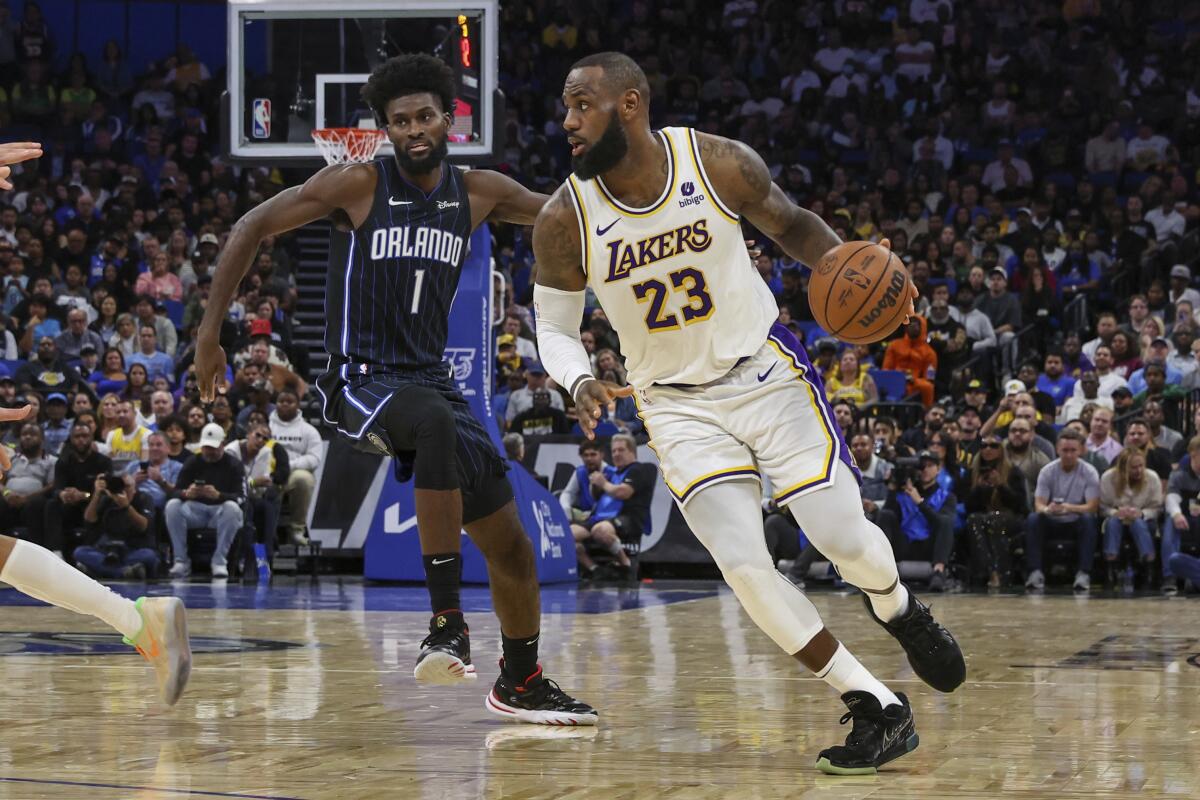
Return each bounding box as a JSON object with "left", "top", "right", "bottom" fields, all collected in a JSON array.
[{"left": 325, "top": 158, "right": 472, "bottom": 371}]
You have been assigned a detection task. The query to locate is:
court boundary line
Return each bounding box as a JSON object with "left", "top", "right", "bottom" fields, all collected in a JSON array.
[{"left": 0, "top": 776, "right": 304, "bottom": 799}]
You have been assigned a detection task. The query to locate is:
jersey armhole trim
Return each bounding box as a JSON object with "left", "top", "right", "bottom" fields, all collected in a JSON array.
[
  {"left": 687, "top": 128, "right": 740, "bottom": 224},
  {"left": 564, "top": 176, "right": 591, "bottom": 280}
]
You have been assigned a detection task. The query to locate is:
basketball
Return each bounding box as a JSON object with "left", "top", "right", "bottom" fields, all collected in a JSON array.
[{"left": 808, "top": 241, "right": 911, "bottom": 345}]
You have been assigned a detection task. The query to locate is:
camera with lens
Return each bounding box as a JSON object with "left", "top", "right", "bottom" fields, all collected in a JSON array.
[
  {"left": 890, "top": 456, "right": 922, "bottom": 488},
  {"left": 98, "top": 473, "right": 123, "bottom": 492}
]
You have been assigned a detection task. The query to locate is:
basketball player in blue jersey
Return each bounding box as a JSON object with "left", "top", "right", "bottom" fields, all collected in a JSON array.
[
  {"left": 196, "top": 54, "right": 594, "bottom": 725},
  {"left": 533, "top": 53, "right": 966, "bottom": 772}
]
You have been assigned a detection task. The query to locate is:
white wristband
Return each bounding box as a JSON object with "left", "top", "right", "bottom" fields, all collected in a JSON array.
[{"left": 533, "top": 283, "right": 594, "bottom": 399}]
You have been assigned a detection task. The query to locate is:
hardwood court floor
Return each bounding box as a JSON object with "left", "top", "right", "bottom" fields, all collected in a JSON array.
[{"left": 0, "top": 579, "right": 1194, "bottom": 799}]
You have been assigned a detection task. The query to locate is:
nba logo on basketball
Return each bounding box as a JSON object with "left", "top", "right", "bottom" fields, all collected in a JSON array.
[{"left": 252, "top": 98, "right": 271, "bottom": 139}]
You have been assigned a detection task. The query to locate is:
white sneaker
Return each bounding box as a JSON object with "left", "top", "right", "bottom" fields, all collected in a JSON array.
[
  {"left": 289, "top": 528, "right": 310, "bottom": 547},
  {"left": 1025, "top": 569, "right": 1045, "bottom": 590},
  {"left": 1073, "top": 571, "right": 1091, "bottom": 592},
  {"left": 127, "top": 596, "right": 192, "bottom": 706},
  {"left": 211, "top": 564, "right": 229, "bottom": 579},
  {"left": 168, "top": 561, "right": 191, "bottom": 579}
]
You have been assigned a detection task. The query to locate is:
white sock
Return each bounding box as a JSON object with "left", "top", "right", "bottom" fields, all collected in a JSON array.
[
  {"left": 0, "top": 539, "right": 144, "bottom": 640},
  {"left": 816, "top": 643, "right": 901, "bottom": 709},
  {"left": 868, "top": 580, "right": 910, "bottom": 623}
]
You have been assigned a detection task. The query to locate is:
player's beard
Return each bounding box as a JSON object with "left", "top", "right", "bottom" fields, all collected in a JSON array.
[
  {"left": 395, "top": 136, "right": 449, "bottom": 176},
  {"left": 572, "top": 110, "right": 629, "bottom": 180}
]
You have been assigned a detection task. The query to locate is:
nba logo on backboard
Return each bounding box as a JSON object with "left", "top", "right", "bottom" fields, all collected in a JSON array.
[{"left": 252, "top": 98, "right": 271, "bottom": 139}]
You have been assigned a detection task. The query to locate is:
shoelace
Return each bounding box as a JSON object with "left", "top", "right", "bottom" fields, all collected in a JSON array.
[
  {"left": 837, "top": 708, "right": 882, "bottom": 746},
  {"left": 895, "top": 602, "right": 947, "bottom": 655},
  {"left": 421, "top": 627, "right": 467, "bottom": 649},
  {"left": 525, "top": 676, "right": 585, "bottom": 710}
]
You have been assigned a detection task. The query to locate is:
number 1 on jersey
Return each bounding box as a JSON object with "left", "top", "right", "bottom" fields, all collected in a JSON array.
[
  {"left": 410, "top": 269, "right": 425, "bottom": 314},
  {"left": 632, "top": 267, "right": 714, "bottom": 332}
]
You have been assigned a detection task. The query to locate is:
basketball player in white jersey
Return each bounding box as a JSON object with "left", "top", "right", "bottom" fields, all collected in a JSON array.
[
  {"left": 0, "top": 143, "right": 191, "bottom": 708},
  {"left": 533, "top": 53, "right": 964, "bottom": 774}
]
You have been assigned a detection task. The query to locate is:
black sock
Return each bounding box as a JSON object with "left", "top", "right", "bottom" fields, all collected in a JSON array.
[
  {"left": 423, "top": 553, "right": 463, "bottom": 624},
  {"left": 501, "top": 632, "right": 540, "bottom": 681}
]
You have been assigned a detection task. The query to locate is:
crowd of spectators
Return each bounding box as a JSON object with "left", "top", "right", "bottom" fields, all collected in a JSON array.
[
  {"left": 0, "top": 1, "right": 323, "bottom": 576},
  {"left": 487, "top": 0, "right": 1200, "bottom": 590},
  {"left": 3, "top": 0, "right": 1200, "bottom": 588}
]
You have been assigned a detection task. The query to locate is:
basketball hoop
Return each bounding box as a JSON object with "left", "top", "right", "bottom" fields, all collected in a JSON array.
[{"left": 311, "top": 128, "right": 388, "bottom": 165}]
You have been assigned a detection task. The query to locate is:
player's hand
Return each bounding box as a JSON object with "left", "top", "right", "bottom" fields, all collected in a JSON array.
[
  {"left": 878, "top": 238, "right": 919, "bottom": 323},
  {"left": 574, "top": 378, "right": 634, "bottom": 440},
  {"left": 195, "top": 337, "right": 227, "bottom": 403},
  {"left": 0, "top": 404, "right": 32, "bottom": 423},
  {"left": 0, "top": 142, "right": 42, "bottom": 191}
]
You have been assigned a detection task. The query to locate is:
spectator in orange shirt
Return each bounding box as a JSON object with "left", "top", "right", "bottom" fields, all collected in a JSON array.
[{"left": 883, "top": 315, "right": 937, "bottom": 407}]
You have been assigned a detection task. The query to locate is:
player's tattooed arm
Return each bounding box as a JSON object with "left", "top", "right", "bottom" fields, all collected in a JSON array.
[
  {"left": 532, "top": 187, "right": 626, "bottom": 438},
  {"left": 696, "top": 132, "right": 841, "bottom": 268},
  {"left": 195, "top": 163, "right": 375, "bottom": 401},
  {"left": 465, "top": 168, "right": 549, "bottom": 228},
  {"left": 532, "top": 187, "right": 587, "bottom": 291}
]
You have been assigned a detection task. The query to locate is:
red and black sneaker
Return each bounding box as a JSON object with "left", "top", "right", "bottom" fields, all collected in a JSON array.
[
  {"left": 485, "top": 662, "right": 598, "bottom": 726},
  {"left": 413, "top": 612, "right": 476, "bottom": 685}
]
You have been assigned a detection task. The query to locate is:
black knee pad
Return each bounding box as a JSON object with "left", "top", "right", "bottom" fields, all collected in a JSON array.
[{"left": 382, "top": 388, "right": 460, "bottom": 491}]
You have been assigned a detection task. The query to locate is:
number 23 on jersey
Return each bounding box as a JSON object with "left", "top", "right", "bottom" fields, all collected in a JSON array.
[{"left": 632, "top": 267, "right": 714, "bottom": 332}]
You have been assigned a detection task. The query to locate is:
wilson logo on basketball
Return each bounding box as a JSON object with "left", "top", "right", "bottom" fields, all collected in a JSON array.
[{"left": 857, "top": 269, "right": 908, "bottom": 329}]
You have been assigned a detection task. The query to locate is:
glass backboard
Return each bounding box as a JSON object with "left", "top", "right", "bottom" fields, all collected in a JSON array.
[{"left": 224, "top": 0, "right": 499, "bottom": 165}]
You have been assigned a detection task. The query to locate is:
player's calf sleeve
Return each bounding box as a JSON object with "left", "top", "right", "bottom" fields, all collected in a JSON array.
[
  {"left": 723, "top": 564, "right": 826, "bottom": 653},
  {"left": 678, "top": 480, "right": 824, "bottom": 655},
  {"left": 0, "top": 538, "right": 143, "bottom": 639},
  {"left": 785, "top": 461, "right": 908, "bottom": 621},
  {"left": 785, "top": 461, "right": 900, "bottom": 593}
]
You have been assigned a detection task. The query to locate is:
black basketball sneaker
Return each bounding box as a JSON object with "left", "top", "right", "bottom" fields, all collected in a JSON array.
[
  {"left": 816, "top": 691, "right": 919, "bottom": 775},
  {"left": 413, "top": 613, "right": 477, "bottom": 685},
  {"left": 485, "top": 662, "right": 599, "bottom": 726},
  {"left": 863, "top": 584, "right": 966, "bottom": 693}
]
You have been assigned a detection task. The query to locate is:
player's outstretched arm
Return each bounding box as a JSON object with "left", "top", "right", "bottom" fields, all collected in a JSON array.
[
  {"left": 196, "top": 164, "right": 375, "bottom": 401},
  {"left": 695, "top": 133, "right": 840, "bottom": 268},
  {"left": 464, "top": 168, "right": 549, "bottom": 228},
  {"left": 0, "top": 141, "right": 43, "bottom": 191},
  {"left": 531, "top": 188, "right": 630, "bottom": 440}
]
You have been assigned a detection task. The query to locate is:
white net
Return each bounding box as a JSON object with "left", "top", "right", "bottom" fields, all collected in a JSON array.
[{"left": 311, "top": 128, "right": 388, "bottom": 165}]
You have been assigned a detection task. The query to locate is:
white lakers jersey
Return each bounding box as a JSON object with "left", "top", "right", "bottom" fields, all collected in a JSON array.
[{"left": 564, "top": 127, "right": 777, "bottom": 387}]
